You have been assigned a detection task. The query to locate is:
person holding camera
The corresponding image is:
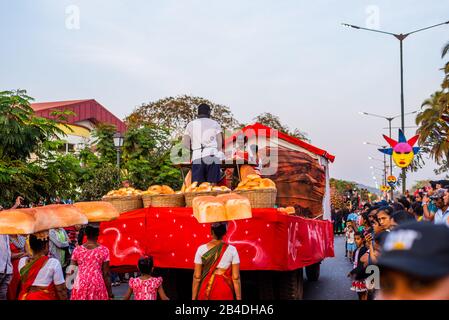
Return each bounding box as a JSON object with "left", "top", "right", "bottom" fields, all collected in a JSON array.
[{"left": 423, "top": 189, "right": 449, "bottom": 226}]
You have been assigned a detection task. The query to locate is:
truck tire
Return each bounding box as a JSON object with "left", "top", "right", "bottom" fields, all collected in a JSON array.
[
  {"left": 305, "top": 262, "right": 321, "bottom": 282},
  {"left": 277, "top": 269, "right": 304, "bottom": 300},
  {"left": 258, "top": 271, "right": 275, "bottom": 300}
]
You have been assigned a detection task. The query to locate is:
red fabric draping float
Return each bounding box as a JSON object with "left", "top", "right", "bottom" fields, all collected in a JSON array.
[{"left": 99, "top": 208, "right": 334, "bottom": 272}]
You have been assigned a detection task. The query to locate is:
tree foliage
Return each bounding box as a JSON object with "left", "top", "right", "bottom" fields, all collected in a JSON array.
[
  {"left": 253, "top": 112, "right": 310, "bottom": 142},
  {"left": 91, "top": 123, "right": 117, "bottom": 165},
  {"left": 415, "top": 44, "right": 449, "bottom": 176},
  {"left": 0, "top": 90, "right": 68, "bottom": 161},
  {"left": 125, "top": 95, "right": 240, "bottom": 138}
]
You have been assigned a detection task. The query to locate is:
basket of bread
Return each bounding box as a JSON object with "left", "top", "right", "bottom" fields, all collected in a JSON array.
[
  {"left": 192, "top": 193, "right": 252, "bottom": 223},
  {"left": 102, "top": 187, "right": 144, "bottom": 213},
  {"left": 234, "top": 174, "right": 277, "bottom": 208},
  {"left": 141, "top": 185, "right": 185, "bottom": 208},
  {"left": 184, "top": 182, "right": 232, "bottom": 207},
  {"left": 0, "top": 202, "right": 120, "bottom": 235}
]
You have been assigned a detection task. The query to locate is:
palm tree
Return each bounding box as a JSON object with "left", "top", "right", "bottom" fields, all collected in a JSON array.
[
  {"left": 442, "top": 41, "right": 449, "bottom": 58},
  {"left": 416, "top": 92, "right": 449, "bottom": 164}
]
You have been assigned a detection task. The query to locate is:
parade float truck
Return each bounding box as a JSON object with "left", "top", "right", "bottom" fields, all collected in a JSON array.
[{"left": 99, "top": 123, "right": 335, "bottom": 300}]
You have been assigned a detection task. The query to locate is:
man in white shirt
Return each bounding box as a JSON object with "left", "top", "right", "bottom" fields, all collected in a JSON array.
[
  {"left": 423, "top": 189, "right": 449, "bottom": 226},
  {"left": 0, "top": 235, "right": 12, "bottom": 300},
  {"left": 182, "top": 104, "right": 223, "bottom": 184}
]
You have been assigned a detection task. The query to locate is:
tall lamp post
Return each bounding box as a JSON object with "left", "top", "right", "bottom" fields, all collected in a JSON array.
[
  {"left": 113, "top": 132, "right": 124, "bottom": 168},
  {"left": 344, "top": 20, "right": 449, "bottom": 194},
  {"left": 368, "top": 156, "right": 388, "bottom": 186}
]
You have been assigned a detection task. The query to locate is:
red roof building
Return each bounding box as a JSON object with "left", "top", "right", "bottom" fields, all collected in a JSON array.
[{"left": 31, "top": 99, "right": 126, "bottom": 133}]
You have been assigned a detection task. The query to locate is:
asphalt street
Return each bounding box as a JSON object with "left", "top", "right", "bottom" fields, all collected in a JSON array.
[{"left": 303, "top": 235, "right": 357, "bottom": 300}]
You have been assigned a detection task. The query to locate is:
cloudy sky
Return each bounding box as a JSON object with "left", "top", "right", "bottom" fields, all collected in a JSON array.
[{"left": 1, "top": 0, "right": 448, "bottom": 187}]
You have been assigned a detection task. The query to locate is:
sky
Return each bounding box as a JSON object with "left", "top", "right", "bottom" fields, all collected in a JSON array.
[{"left": 1, "top": 0, "right": 449, "bottom": 188}]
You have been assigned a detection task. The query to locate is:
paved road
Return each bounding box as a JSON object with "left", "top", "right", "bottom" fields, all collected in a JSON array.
[
  {"left": 303, "top": 234, "right": 357, "bottom": 300},
  {"left": 112, "top": 235, "right": 356, "bottom": 300}
]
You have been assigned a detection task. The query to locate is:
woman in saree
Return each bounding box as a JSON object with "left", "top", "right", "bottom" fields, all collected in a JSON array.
[
  {"left": 7, "top": 235, "right": 28, "bottom": 300},
  {"left": 192, "top": 222, "right": 241, "bottom": 300},
  {"left": 18, "top": 233, "right": 67, "bottom": 300}
]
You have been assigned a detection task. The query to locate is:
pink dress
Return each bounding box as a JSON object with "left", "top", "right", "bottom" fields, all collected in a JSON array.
[
  {"left": 129, "top": 277, "right": 163, "bottom": 300},
  {"left": 71, "top": 245, "right": 110, "bottom": 300}
]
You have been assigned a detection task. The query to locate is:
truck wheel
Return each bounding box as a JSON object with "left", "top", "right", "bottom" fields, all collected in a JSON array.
[
  {"left": 305, "top": 262, "right": 321, "bottom": 282},
  {"left": 258, "top": 271, "right": 275, "bottom": 300},
  {"left": 278, "top": 269, "right": 304, "bottom": 300}
]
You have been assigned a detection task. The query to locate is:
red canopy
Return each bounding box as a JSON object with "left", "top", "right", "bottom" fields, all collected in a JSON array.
[{"left": 225, "top": 123, "right": 335, "bottom": 163}]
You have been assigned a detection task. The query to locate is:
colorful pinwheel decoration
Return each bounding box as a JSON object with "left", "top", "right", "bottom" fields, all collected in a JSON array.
[{"left": 379, "top": 129, "right": 420, "bottom": 169}]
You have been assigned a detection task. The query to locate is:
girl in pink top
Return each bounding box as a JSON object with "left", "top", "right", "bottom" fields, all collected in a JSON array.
[
  {"left": 69, "top": 225, "right": 113, "bottom": 300},
  {"left": 124, "top": 256, "right": 169, "bottom": 301}
]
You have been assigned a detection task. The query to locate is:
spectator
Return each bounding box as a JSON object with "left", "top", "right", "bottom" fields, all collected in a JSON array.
[
  {"left": 69, "top": 224, "right": 113, "bottom": 300},
  {"left": 377, "top": 222, "right": 449, "bottom": 300},
  {"left": 391, "top": 210, "right": 416, "bottom": 228},
  {"left": 7, "top": 235, "right": 28, "bottom": 300},
  {"left": 397, "top": 197, "right": 411, "bottom": 211},
  {"left": 0, "top": 235, "right": 12, "bottom": 300},
  {"left": 123, "top": 256, "right": 169, "bottom": 300},
  {"left": 423, "top": 189, "right": 449, "bottom": 226},
  {"left": 344, "top": 221, "right": 357, "bottom": 262},
  {"left": 411, "top": 202, "right": 424, "bottom": 221},
  {"left": 348, "top": 232, "right": 369, "bottom": 300},
  {"left": 376, "top": 206, "right": 394, "bottom": 232},
  {"left": 49, "top": 228, "right": 70, "bottom": 272}
]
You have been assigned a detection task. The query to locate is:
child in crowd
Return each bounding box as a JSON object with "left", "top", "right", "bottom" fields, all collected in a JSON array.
[
  {"left": 123, "top": 256, "right": 169, "bottom": 301},
  {"left": 348, "top": 232, "right": 368, "bottom": 300},
  {"left": 344, "top": 221, "right": 357, "bottom": 262}
]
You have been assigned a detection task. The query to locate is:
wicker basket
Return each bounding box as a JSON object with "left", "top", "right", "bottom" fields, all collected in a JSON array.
[
  {"left": 234, "top": 189, "right": 277, "bottom": 208},
  {"left": 102, "top": 195, "right": 143, "bottom": 213},
  {"left": 185, "top": 190, "right": 231, "bottom": 207},
  {"left": 142, "top": 194, "right": 153, "bottom": 208},
  {"left": 150, "top": 193, "right": 185, "bottom": 208}
]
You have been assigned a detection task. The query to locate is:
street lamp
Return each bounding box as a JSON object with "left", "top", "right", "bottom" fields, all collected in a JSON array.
[
  {"left": 368, "top": 156, "right": 383, "bottom": 163},
  {"left": 345, "top": 20, "right": 449, "bottom": 193},
  {"left": 364, "top": 142, "right": 389, "bottom": 194},
  {"left": 113, "top": 132, "right": 124, "bottom": 168}
]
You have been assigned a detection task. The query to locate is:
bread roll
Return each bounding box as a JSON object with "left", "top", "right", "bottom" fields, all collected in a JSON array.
[
  {"left": 223, "top": 197, "right": 252, "bottom": 221},
  {"left": 186, "top": 181, "right": 198, "bottom": 193},
  {"left": 148, "top": 185, "right": 162, "bottom": 193},
  {"left": 192, "top": 196, "right": 226, "bottom": 223},
  {"left": 216, "top": 193, "right": 244, "bottom": 202},
  {"left": 0, "top": 209, "right": 36, "bottom": 235},
  {"left": 239, "top": 165, "right": 258, "bottom": 181},
  {"left": 192, "top": 196, "right": 217, "bottom": 216},
  {"left": 260, "top": 178, "right": 276, "bottom": 189},
  {"left": 196, "top": 185, "right": 212, "bottom": 192},
  {"left": 199, "top": 182, "right": 211, "bottom": 188},
  {"left": 246, "top": 181, "right": 260, "bottom": 188},
  {"left": 246, "top": 174, "right": 261, "bottom": 181},
  {"left": 33, "top": 205, "right": 88, "bottom": 232},
  {"left": 277, "top": 207, "right": 296, "bottom": 215},
  {"left": 285, "top": 207, "right": 295, "bottom": 214},
  {"left": 74, "top": 201, "right": 119, "bottom": 222},
  {"left": 161, "top": 185, "right": 175, "bottom": 194}
]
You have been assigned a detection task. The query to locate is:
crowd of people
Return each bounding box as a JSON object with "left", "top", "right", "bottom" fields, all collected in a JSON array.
[{"left": 332, "top": 180, "right": 449, "bottom": 300}]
